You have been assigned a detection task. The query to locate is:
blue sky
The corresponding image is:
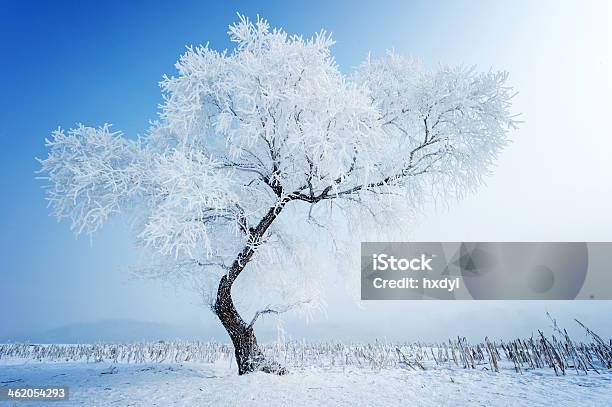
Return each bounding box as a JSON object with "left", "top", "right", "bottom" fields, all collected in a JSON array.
[{"left": 1, "top": 0, "right": 611, "bottom": 342}]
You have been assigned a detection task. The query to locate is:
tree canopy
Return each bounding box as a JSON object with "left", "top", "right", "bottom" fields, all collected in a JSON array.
[{"left": 39, "top": 14, "right": 517, "bottom": 305}]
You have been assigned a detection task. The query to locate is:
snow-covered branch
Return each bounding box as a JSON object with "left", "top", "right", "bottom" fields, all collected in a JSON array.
[{"left": 248, "top": 300, "right": 312, "bottom": 329}]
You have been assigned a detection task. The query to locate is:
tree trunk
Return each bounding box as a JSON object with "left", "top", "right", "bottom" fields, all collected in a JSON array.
[
  {"left": 213, "top": 275, "right": 258, "bottom": 374},
  {"left": 212, "top": 201, "right": 290, "bottom": 375},
  {"left": 213, "top": 274, "right": 287, "bottom": 375}
]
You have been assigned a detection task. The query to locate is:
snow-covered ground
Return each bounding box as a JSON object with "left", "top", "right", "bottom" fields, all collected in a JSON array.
[{"left": 1, "top": 359, "right": 611, "bottom": 406}]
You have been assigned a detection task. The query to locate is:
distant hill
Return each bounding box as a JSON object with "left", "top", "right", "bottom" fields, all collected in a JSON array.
[{"left": 1, "top": 319, "right": 220, "bottom": 344}]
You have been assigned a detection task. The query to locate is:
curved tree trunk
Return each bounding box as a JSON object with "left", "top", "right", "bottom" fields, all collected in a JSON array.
[
  {"left": 213, "top": 200, "right": 289, "bottom": 375},
  {"left": 213, "top": 275, "right": 264, "bottom": 374},
  {"left": 213, "top": 274, "right": 288, "bottom": 375}
]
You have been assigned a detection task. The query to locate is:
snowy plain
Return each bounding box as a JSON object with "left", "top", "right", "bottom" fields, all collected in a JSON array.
[{"left": 1, "top": 357, "right": 611, "bottom": 407}]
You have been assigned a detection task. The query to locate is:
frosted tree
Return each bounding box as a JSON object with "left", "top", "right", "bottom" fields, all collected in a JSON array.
[{"left": 38, "top": 15, "right": 517, "bottom": 375}]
